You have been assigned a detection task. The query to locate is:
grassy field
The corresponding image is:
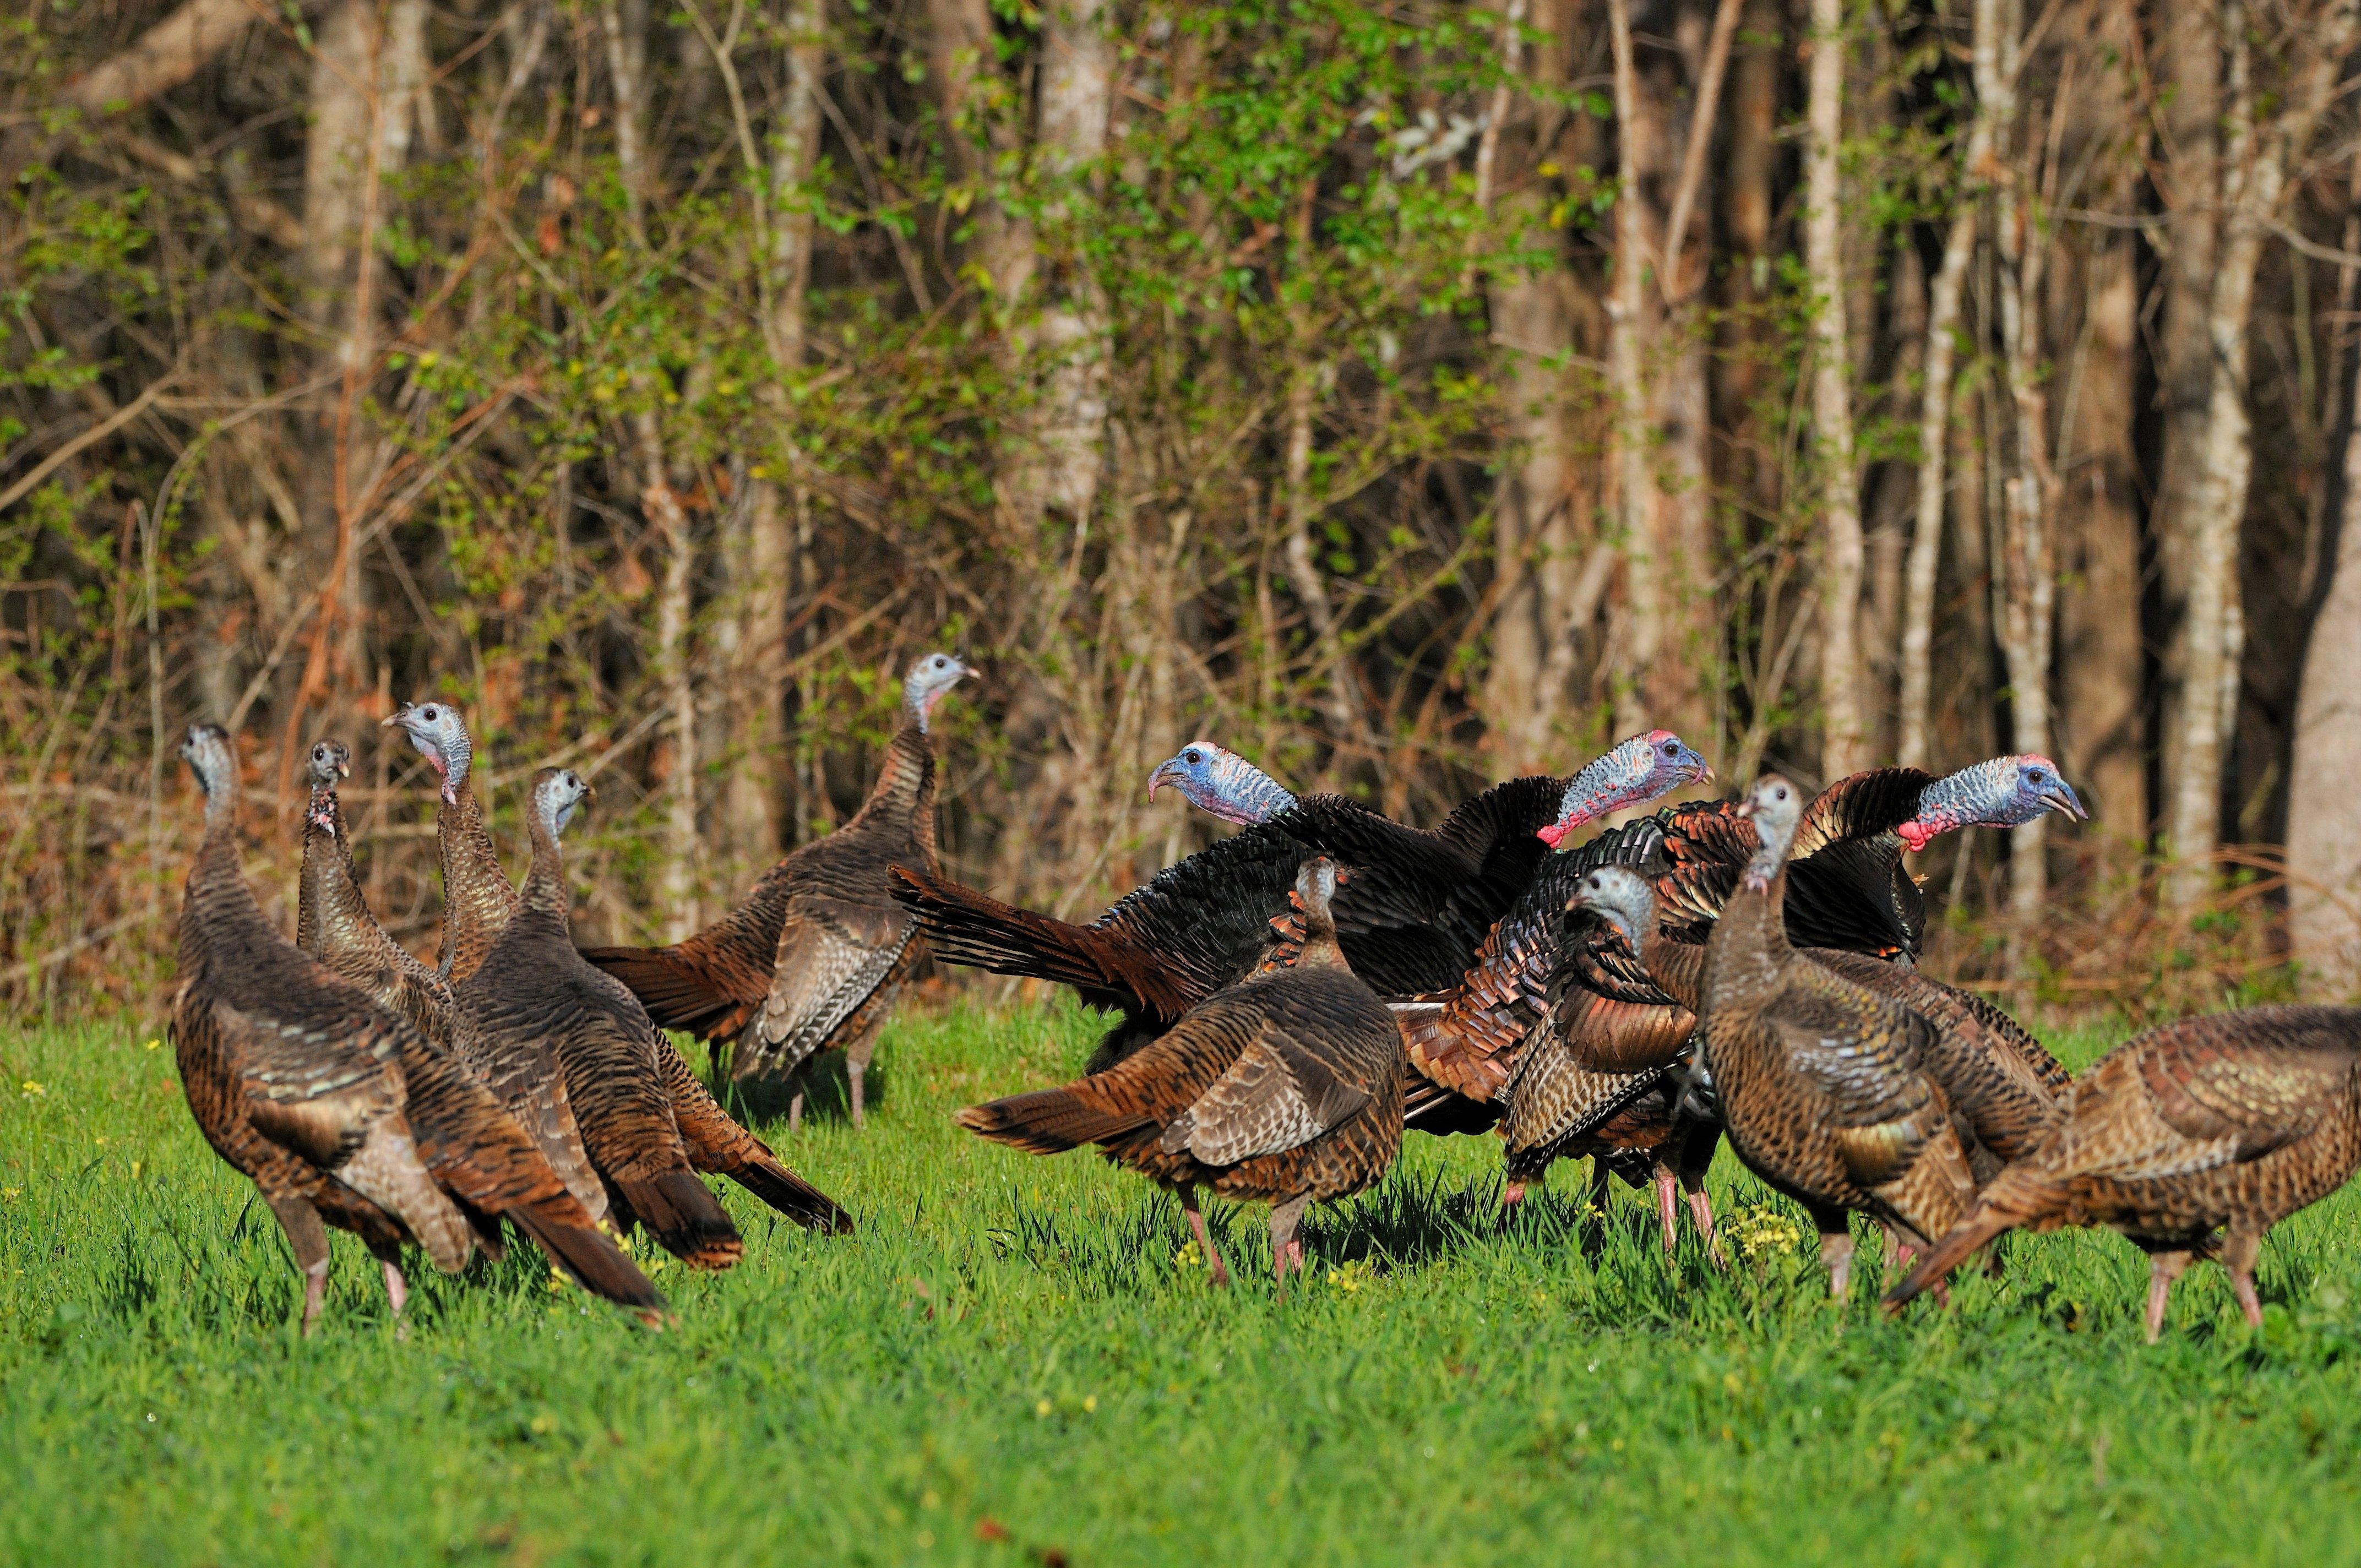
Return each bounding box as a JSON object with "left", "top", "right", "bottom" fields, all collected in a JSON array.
[{"left": 6, "top": 1002, "right": 2361, "bottom": 1566}]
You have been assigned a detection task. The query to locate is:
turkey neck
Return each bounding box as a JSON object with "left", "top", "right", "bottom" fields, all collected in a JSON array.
[
  {"left": 518, "top": 795, "right": 575, "bottom": 931},
  {"left": 1706, "top": 852, "right": 1793, "bottom": 1005},
  {"left": 298, "top": 785, "right": 382, "bottom": 960},
  {"left": 182, "top": 773, "right": 264, "bottom": 972},
  {"left": 1293, "top": 886, "right": 1350, "bottom": 973},
  {"left": 436, "top": 769, "right": 520, "bottom": 975},
  {"left": 845, "top": 716, "right": 940, "bottom": 853},
  {"left": 296, "top": 783, "right": 341, "bottom": 955}
]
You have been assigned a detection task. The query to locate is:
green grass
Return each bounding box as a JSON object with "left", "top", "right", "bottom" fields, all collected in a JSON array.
[{"left": 7, "top": 1005, "right": 2361, "bottom": 1566}]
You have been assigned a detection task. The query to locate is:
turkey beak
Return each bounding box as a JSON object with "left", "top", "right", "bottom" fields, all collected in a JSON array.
[
  {"left": 1689, "top": 758, "right": 1716, "bottom": 787},
  {"left": 2041, "top": 778, "right": 2088, "bottom": 823},
  {"left": 1735, "top": 799, "right": 1756, "bottom": 821},
  {"left": 379, "top": 708, "right": 412, "bottom": 734},
  {"left": 336, "top": 758, "right": 351, "bottom": 779},
  {"left": 1146, "top": 759, "right": 1185, "bottom": 802}
]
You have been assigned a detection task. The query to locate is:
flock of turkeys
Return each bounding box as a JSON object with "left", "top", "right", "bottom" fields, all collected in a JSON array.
[{"left": 165, "top": 652, "right": 2361, "bottom": 1341}]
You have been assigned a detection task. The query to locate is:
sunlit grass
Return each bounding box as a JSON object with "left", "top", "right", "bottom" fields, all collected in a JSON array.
[{"left": 5, "top": 1004, "right": 2361, "bottom": 1565}]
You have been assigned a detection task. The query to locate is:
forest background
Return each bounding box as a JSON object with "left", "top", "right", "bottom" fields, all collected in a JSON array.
[{"left": 4, "top": 0, "right": 2359, "bottom": 1022}]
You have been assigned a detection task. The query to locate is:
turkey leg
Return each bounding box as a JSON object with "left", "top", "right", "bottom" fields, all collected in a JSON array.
[
  {"left": 268, "top": 1196, "right": 333, "bottom": 1337},
  {"left": 1178, "top": 1185, "right": 1230, "bottom": 1287},
  {"left": 2145, "top": 1249, "right": 2193, "bottom": 1343},
  {"left": 1268, "top": 1193, "right": 1312, "bottom": 1291}
]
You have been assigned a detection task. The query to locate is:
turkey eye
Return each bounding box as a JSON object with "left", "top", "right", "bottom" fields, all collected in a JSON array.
[
  {"left": 422, "top": 707, "right": 438, "bottom": 721},
  {"left": 1185, "top": 751, "right": 1200, "bottom": 764}
]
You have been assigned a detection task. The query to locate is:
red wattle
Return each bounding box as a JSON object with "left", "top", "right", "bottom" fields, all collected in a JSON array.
[
  {"left": 1897, "top": 820, "right": 1936, "bottom": 853},
  {"left": 1536, "top": 821, "right": 1569, "bottom": 848}
]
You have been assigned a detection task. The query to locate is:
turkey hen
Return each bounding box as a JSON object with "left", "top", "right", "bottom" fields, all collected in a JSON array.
[
  {"left": 1888, "top": 1005, "right": 2361, "bottom": 1339},
  {"left": 383, "top": 700, "right": 519, "bottom": 985},
  {"left": 298, "top": 739, "right": 456, "bottom": 1050},
  {"left": 956, "top": 858, "right": 1404, "bottom": 1286},
  {"left": 897, "top": 729, "right": 1709, "bottom": 1073},
  {"left": 1694, "top": 775, "right": 1981, "bottom": 1299},
  {"left": 1503, "top": 864, "right": 2065, "bottom": 1259},
  {"left": 580, "top": 652, "right": 972, "bottom": 1127},
  {"left": 454, "top": 767, "right": 853, "bottom": 1265},
  {"left": 170, "top": 725, "right": 665, "bottom": 1332}
]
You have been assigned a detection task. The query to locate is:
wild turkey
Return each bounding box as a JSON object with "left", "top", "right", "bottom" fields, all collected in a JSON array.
[
  {"left": 580, "top": 652, "right": 973, "bottom": 1127},
  {"left": 454, "top": 766, "right": 853, "bottom": 1265},
  {"left": 1888, "top": 1006, "right": 2361, "bottom": 1340},
  {"left": 1694, "top": 774, "right": 1982, "bottom": 1299},
  {"left": 382, "top": 700, "right": 519, "bottom": 984},
  {"left": 298, "top": 739, "right": 456, "bottom": 1050},
  {"left": 897, "top": 729, "right": 1710, "bottom": 1073},
  {"left": 169, "top": 725, "right": 664, "bottom": 1332},
  {"left": 1508, "top": 865, "right": 2064, "bottom": 1258},
  {"left": 1406, "top": 756, "right": 2083, "bottom": 1133},
  {"left": 956, "top": 859, "right": 1403, "bottom": 1286}
]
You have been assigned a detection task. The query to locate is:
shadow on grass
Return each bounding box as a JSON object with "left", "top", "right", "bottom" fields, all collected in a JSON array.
[{"left": 709, "top": 1050, "right": 894, "bottom": 1133}]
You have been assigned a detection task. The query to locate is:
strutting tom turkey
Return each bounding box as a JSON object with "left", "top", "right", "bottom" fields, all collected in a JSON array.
[{"left": 896, "top": 731, "right": 1711, "bottom": 1076}]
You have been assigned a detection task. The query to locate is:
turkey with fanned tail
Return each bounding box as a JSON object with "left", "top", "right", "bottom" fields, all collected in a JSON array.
[
  {"left": 1402, "top": 754, "right": 2085, "bottom": 1250},
  {"left": 895, "top": 730, "right": 1711, "bottom": 1075}
]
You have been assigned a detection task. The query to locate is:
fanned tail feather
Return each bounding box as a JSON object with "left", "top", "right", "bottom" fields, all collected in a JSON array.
[
  {"left": 1884, "top": 1162, "right": 2068, "bottom": 1311},
  {"left": 890, "top": 868, "right": 1128, "bottom": 992},
  {"left": 955, "top": 1089, "right": 1152, "bottom": 1156},
  {"left": 615, "top": 1172, "right": 744, "bottom": 1270}
]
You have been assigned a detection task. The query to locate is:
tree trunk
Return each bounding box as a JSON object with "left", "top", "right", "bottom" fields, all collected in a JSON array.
[
  {"left": 1983, "top": 0, "right": 2057, "bottom": 926},
  {"left": 2054, "top": 0, "right": 2147, "bottom": 838},
  {"left": 2149, "top": 1, "right": 2223, "bottom": 835},
  {"left": 1606, "top": 0, "right": 1657, "bottom": 742},
  {"left": 926, "top": 0, "right": 1029, "bottom": 300},
  {"left": 1004, "top": 0, "right": 1114, "bottom": 531},
  {"left": 2167, "top": 0, "right": 2359, "bottom": 906},
  {"left": 280, "top": 0, "right": 428, "bottom": 786},
  {"left": 1804, "top": 0, "right": 1864, "bottom": 779},
  {"left": 603, "top": 0, "right": 700, "bottom": 937},
  {"left": 1608, "top": 0, "right": 1729, "bottom": 748},
  {"left": 2289, "top": 154, "right": 2361, "bottom": 994},
  {"left": 719, "top": 0, "right": 825, "bottom": 878},
  {"left": 1280, "top": 184, "right": 1368, "bottom": 755}
]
